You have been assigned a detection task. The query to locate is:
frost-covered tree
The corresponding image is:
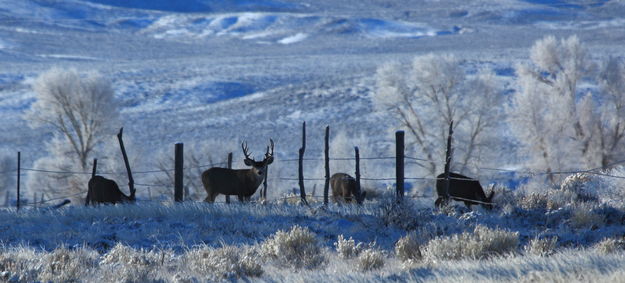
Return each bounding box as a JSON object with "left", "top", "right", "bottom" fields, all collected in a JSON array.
[
  {"left": 373, "top": 53, "right": 503, "bottom": 177},
  {"left": 24, "top": 68, "right": 119, "bottom": 204},
  {"left": 509, "top": 35, "right": 625, "bottom": 181}
]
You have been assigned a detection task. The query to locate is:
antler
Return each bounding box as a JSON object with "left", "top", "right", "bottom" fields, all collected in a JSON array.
[
  {"left": 242, "top": 141, "right": 254, "bottom": 161},
  {"left": 265, "top": 139, "right": 274, "bottom": 158}
]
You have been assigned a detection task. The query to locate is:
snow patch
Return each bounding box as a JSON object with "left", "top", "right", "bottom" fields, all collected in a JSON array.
[
  {"left": 278, "top": 32, "right": 307, "bottom": 44},
  {"left": 37, "top": 54, "right": 100, "bottom": 61}
]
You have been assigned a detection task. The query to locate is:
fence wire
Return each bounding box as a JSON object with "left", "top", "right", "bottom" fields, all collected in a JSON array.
[{"left": 8, "top": 152, "right": 625, "bottom": 209}]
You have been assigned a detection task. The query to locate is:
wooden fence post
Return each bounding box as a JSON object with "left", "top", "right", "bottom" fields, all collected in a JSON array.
[
  {"left": 226, "top": 152, "right": 232, "bottom": 204},
  {"left": 298, "top": 121, "right": 308, "bottom": 205},
  {"left": 324, "top": 126, "right": 330, "bottom": 205},
  {"left": 355, "top": 146, "right": 362, "bottom": 204},
  {"left": 443, "top": 121, "right": 454, "bottom": 199},
  {"left": 16, "top": 151, "right": 20, "bottom": 210},
  {"left": 262, "top": 166, "right": 268, "bottom": 202},
  {"left": 174, "top": 143, "right": 184, "bottom": 202},
  {"left": 91, "top": 158, "right": 98, "bottom": 178},
  {"left": 117, "top": 128, "right": 135, "bottom": 201},
  {"left": 395, "top": 131, "right": 404, "bottom": 203}
]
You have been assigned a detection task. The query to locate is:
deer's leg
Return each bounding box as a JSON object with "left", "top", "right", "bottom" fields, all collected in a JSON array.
[
  {"left": 204, "top": 190, "right": 218, "bottom": 203},
  {"left": 332, "top": 195, "right": 341, "bottom": 205},
  {"left": 435, "top": 197, "right": 448, "bottom": 208}
]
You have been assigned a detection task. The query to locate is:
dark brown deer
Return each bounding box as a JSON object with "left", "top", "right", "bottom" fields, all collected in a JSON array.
[
  {"left": 201, "top": 139, "right": 274, "bottom": 202},
  {"left": 85, "top": 175, "right": 136, "bottom": 205},
  {"left": 330, "top": 173, "right": 366, "bottom": 204},
  {"left": 435, "top": 172, "right": 495, "bottom": 209}
]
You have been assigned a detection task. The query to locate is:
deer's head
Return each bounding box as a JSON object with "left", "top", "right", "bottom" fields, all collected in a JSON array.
[{"left": 242, "top": 139, "right": 274, "bottom": 178}]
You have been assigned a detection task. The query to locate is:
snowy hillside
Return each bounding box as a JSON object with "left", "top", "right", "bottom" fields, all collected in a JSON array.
[{"left": 1, "top": 0, "right": 625, "bottom": 281}]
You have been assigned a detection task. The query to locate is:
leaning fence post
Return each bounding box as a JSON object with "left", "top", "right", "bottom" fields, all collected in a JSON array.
[
  {"left": 174, "top": 143, "right": 184, "bottom": 202},
  {"left": 117, "top": 128, "right": 135, "bottom": 200},
  {"left": 355, "top": 146, "right": 362, "bottom": 204},
  {"left": 226, "top": 152, "right": 232, "bottom": 204},
  {"left": 323, "top": 126, "right": 330, "bottom": 205},
  {"left": 16, "top": 151, "right": 20, "bottom": 210},
  {"left": 395, "top": 131, "right": 405, "bottom": 203},
  {"left": 298, "top": 121, "right": 308, "bottom": 205},
  {"left": 444, "top": 121, "right": 454, "bottom": 199}
]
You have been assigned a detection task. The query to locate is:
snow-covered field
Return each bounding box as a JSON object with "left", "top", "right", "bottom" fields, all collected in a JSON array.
[{"left": 2, "top": 0, "right": 625, "bottom": 282}]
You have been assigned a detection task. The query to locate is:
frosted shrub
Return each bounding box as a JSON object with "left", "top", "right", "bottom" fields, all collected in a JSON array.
[
  {"left": 356, "top": 248, "right": 385, "bottom": 272},
  {"left": 524, "top": 237, "right": 558, "bottom": 256},
  {"left": 334, "top": 235, "right": 363, "bottom": 259},
  {"left": 423, "top": 225, "right": 519, "bottom": 260},
  {"left": 185, "top": 245, "right": 262, "bottom": 279},
  {"left": 569, "top": 204, "right": 605, "bottom": 229},
  {"left": 395, "top": 232, "right": 422, "bottom": 264},
  {"left": 99, "top": 243, "right": 159, "bottom": 282},
  {"left": 261, "top": 225, "right": 325, "bottom": 269},
  {"left": 491, "top": 185, "right": 516, "bottom": 207},
  {"left": 518, "top": 192, "right": 549, "bottom": 210},
  {"left": 594, "top": 238, "right": 625, "bottom": 254},
  {"left": 101, "top": 243, "right": 154, "bottom": 266},
  {"left": 0, "top": 247, "right": 39, "bottom": 282},
  {"left": 377, "top": 196, "right": 418, "bottom": 230},
  {"left": 38, "top": 246, "right": 98, "bottom": 282},
  {"left": 546, "top": 189, "right": 579, "bottom": 210},
  {"left": 561, "top": 173, "right": 592, "bottom": 195}
]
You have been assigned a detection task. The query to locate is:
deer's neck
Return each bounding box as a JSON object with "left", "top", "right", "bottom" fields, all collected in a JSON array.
[{"left": 251, "top": 170, "right": 265, "bottom": 187}]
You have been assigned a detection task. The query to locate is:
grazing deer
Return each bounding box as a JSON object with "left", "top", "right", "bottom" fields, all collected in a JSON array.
[
  {"left": 85, "top": 175, "right": 136, "bottom": 205},
  {"left": 435, "top": 172, "right": 495, "bottom": 209},
  {"left": 202, "top": 139, "right": 274, "bottom": 202},
  {"left": 330, "top": 173, "right": 366, "bottom": 204}
]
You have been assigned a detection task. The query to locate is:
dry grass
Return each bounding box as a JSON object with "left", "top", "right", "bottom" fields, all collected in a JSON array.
[{"left": 524, "top": 237, "right": 558, "bottom": 256}]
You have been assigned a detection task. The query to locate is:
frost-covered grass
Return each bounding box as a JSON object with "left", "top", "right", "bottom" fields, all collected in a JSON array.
[
  {"left": 0, "top": 183, "right": 624, "bottom": 281},
  {"left": 2, "top": 237, "right": 625, "bottom": 282}
]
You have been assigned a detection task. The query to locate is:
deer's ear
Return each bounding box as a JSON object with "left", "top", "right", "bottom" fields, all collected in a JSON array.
[
  {"left": 244, "top": 158, "right": 253, "bottom": 166},
  {"left": 266, "top": 156, "right": 274, "bottom": 165}
]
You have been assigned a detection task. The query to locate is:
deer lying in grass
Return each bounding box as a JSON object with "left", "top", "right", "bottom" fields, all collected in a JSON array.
[
  {"left": 202, "top": 140, "right": 274, "bottom": 202},
  {"left": 85, "top": 175, "right": 136, "bottom": 205},
  {"left": 330, "top": 173, "right": 366, "bottom": 204},
  {"left": 435, "top": 172, "right": 495, "bottom": 210}
]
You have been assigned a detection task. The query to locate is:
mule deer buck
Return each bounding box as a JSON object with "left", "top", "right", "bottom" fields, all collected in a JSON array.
[
  {"left": 330, "top": 173, "right": 366, "bottom": 204},
  {"left": 202, "top": 139, "right": 274, "bottom": 202},
  {"left": 85, "top": 175, "right": 136, "bottom": 205},
  {"left": 435, "top": 172, "right": 495, "bottom": 209}
]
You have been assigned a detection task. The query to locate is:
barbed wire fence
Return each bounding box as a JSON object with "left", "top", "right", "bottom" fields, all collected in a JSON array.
[{"left": 5, "top": 122, "right": 625, "bottom": 209}]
